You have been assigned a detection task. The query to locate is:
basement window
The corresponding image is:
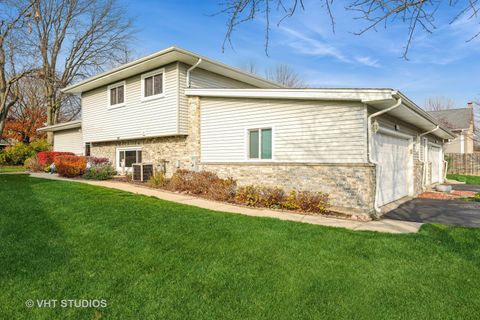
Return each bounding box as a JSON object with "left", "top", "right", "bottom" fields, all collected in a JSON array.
[
  {"left": 118, "top": 148, "right": 142, "bottom": 169},
  {"left": 248, "top": 128, "right": 272, "bottom": 160}
]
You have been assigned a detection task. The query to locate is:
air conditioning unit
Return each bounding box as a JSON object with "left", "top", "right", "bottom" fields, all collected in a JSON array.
[{"left": 132, "top": 163, "right": 154, "bottom": 182}]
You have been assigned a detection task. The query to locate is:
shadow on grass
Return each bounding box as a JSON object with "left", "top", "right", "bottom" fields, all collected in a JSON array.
[{"left": 0, "top": 176, "right": 71, "bottom": 280}]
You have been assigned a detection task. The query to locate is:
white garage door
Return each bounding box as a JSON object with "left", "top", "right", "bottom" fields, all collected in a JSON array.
[
  {"left": 374, "top": 132, "right": 413, "bottom": 207},
  {"left": 429, "top": 145, "right": 441, "bottom": 184}
]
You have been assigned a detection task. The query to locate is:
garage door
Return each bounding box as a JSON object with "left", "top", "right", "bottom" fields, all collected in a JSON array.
[
  {"left": 429, "top": 145, "right": 441, "bottom": 184},
  {"left": 374, "top": 132, "right": 413, "bottom": 207}
]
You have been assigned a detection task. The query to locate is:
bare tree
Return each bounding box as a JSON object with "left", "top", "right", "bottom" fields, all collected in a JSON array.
[
  {"left": 424, "top": 96, "right": 456, "bottom": 111},
  {"left": 218, "top": 0, "right": 480, "bottom": 58},
  {"left": 28, "top": 0, "right": 134, "bottom": 143},
  {"left": 265, "top": 63, "right": 306, "bottom": 87},
  {"left": 0, "top": 1, "right": 36, "bottom": 138},
  {"left": 240, "top": 59, "right": 259, "bottom": 74}
]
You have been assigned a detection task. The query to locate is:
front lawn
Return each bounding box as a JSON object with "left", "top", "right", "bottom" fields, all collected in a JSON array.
[
  {"left": 1, "top": 174, "right": 480, "bottom": 319},
  {"left": 0, "top": 165, "right": 25, "bottom": 173},
  {"left": 447, "top": 173, "right": 480, "bottom": 185}
]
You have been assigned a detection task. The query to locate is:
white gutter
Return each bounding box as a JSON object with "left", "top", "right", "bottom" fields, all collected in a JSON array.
[
  {"left": 367, "top": 98, "right": 402, "bottom": 216},
  {"left": 186, "top": 58, "right": 202, "bottom": 88}
]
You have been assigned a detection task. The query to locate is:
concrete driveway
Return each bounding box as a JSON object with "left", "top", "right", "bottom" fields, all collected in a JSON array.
[{"left": 385, "top": 185, "right": 480, "bottom": 227}]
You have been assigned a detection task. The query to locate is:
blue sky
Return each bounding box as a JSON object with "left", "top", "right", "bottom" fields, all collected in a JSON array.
[{"left": 120, "top": 0, "right": 480, "bottom": 108}]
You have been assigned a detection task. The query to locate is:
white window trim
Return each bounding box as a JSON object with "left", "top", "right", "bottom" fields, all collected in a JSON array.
[
  {"left": 141, "top": 68, "right": 166, "bottom": 102},
  {"left": 244, "top": 126, "right": 275, "bottom": 161},
  {"left": 116, "top": 146, "right": 143, "bottom": 173},
  {"left": 107, "top": 81, "right": 126, "bottom": 109}
]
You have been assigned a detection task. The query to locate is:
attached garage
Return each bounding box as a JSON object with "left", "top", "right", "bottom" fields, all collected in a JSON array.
[
  {"left": 373, "top": 128, "right": 414, "bottom": 207},
  {"left": 37, "top": 120, "right": 84, "bottom": 155}
]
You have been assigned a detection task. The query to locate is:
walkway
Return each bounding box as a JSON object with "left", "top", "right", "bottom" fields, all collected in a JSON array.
[{"left": 26, "top": 172, "right": 422, "bottom": 234}]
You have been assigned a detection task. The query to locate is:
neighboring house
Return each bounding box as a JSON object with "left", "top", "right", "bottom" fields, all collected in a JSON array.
[
  {"left": 38, "top": 46, "right": 454, "bottom": 218},
  {"left": 428, "top": 104, "right": 475, "bottom": 154},
  {"left": 0, "top": 138, "right": 11, "bottom": 150}
]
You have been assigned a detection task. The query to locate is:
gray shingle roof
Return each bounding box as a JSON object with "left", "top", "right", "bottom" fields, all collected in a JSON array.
[{"left": 427, "top": 108, "right": 473, "bottom": 130}]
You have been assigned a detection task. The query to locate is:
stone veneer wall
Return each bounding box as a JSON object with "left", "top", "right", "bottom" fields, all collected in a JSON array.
[
  {"left": 201, "top": 163, "right": 376, "bottom": 215},
  {"left": 91, "top": 97, "right": 201, "bottom": 177},
  {"left": 413, "top": 162, "right": 423, "bottom": 195}
]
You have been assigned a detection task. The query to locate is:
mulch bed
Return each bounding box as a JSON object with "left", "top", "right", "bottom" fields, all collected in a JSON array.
[{"left": 418, "top": 190, "right": 477, "bottom": 200}]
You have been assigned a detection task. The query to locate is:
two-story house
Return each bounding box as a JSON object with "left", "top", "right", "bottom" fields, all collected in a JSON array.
[
  {"left": 428, "top": 104, "right": 476, "bottom": 154},
  {"left": 39, "top": 46, "right": 454, "bottom": 219}
]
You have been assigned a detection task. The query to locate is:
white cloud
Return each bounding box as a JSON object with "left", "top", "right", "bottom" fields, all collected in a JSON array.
[
  {"left": 279, "top": 26, "right": 381, "bottom": 68},
  {"left": 355, "top": 56, "right": 380, "bottom": 68}
]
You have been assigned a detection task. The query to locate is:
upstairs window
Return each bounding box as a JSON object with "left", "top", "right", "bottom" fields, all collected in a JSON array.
[
  {"left": 108, "top": 82, "right": 125, "bottom": 108},
  {"left": 248, "top": 128, "right": 272, "bottom": 160},
  {"left": 141, "top": 68, "right": 164, "bottom": 100}
]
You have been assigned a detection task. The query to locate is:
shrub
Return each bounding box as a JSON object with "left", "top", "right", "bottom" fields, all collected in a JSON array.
[
  {"left": 167, "top": 169, "right": 191, "bottom": 192},
  {"left": 189, "top": 171, "right": 221, "bottom": 195},
  {"left": 24, "top": 155, "right": 43, "bottom": 172},
  {"left": 0, "top": 140, "right": 51, "bottom": 166},
  {"left": 0, "top": 143, "right": 35, "bottom": 165},
  {"left": 55, "top": 155, "right": 87, "bottom": 177},
  {"left": 38, "top": 151, "right": 75, "bottom": 166},
  {"left": 281, "top": 190, "right": 329, "bottom": 214},
  {"left": 206, "top": 177, "right": 237, "bottom": 202},
  {"left": 84, "top": 163, "right": 116, "bottom": 180},
  {"left": 30, "top": 139, "right": 51, "bottom": 153},
  {"left": 258, "top": 187, "right": 286, "bottom": 208},
  {"left": 166, "top": 169, "right": 237, "bottom": 201},
  {"left": 148, "top": 173, "right": 169, "bottom": 188},
  {"left": 235, "top": 185, "right": 262, "bottom": 207},
  {"left": 87, "top": 157, "right": 110, "bottom": 166}
]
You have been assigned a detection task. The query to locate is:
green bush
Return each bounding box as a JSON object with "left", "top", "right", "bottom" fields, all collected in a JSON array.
[
  {"left": 0, "top": 139, "right": 51, "bottom": 165},
  {"left": 148, "top": 173, "right": 169, "bottom": 188},
  {"left": 84, "top": 163, "right": 116, "bottom": 180}
]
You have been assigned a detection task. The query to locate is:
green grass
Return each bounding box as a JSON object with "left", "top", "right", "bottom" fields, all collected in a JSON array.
[
  {"left": 0, "top": 165, "right": 25, "bottom": 173},
  {"left": 447, "top": 173, "right": 480, "bottom": 185},
  {"left": 1, "top": 174, "right": 480, "bottom": 319}
]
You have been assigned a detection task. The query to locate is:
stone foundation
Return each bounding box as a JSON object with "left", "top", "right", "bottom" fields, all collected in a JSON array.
[
  {"left": 91, "top": 136, "right": 198, "bottom": 177},
  {"left": 201, "top": 162, "right": 376, "bottom": 215}
]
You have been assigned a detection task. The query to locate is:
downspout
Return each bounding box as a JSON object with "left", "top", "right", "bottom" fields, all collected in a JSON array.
[
  {"left": 443, "top": 140, "right": 448, "bottom": 182},
  {"left": 367, "top": 98, "right": 402, "bottom": 216},
  {"left": 186, "top": 58, "right": 202, "bottom": 88},
  {"left": 418, "top": 125, "right": 439, "bottom": 191}
]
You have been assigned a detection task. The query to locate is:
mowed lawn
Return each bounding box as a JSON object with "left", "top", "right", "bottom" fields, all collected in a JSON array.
[
  {"left": 1, "top": 175, "right": 480, "bottom": 319},
  {"left": 447, "top": 173, "right": 480, "bottom": 185},
  {"left": 0, "top": 165, "right": 25, "bottom": 173}
]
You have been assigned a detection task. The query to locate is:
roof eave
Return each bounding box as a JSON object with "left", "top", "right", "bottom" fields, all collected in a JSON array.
[{"left": 62, "top": 46, "right": 283, "bottom": 94}]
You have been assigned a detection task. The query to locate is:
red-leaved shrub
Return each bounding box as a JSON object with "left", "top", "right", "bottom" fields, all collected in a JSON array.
[
  {"left": 38, "top": 151, "right": 74, "bottom": 166},
  {"left": 54, "top": 155, "right": 87, "bottom": 177}
]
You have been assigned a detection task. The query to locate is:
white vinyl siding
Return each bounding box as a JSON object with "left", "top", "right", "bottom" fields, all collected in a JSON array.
[
  {"left": 200, "top": 98, "right": 368, "bottom": 163},
  {"left": 177, "top": 64, "right": 257, "bottom": 135},
  {"left": 53, "top": 129, "right": 84, "bottom": 155},
  {"left": 189, "top": 67, "right": 256, "bottom": 89},
  {"left": 82, "top": 63, "right": 179, "bottom": 143}
]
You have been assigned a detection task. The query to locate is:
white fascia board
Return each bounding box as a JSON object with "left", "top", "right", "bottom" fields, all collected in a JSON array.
[
  {"left": 185, "top": 88, "right": 394, "bottom": 101},
  {"left": 37, "top": 120, "right": 82, "bottom": 132}
]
